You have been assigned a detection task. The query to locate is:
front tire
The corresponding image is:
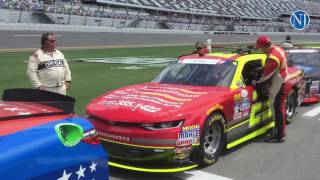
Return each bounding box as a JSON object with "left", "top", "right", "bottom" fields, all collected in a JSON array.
[
  {"left": 286, "top": 90, "right": 297, "bottom": 124},
  {"left": 194, "top": 113, "right": 225, "bottom": 167}
]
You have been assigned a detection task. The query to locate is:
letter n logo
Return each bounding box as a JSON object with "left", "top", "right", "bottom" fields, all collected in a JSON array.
[{"left": 290, "top": 10, "right": 310, "bottom": 30}]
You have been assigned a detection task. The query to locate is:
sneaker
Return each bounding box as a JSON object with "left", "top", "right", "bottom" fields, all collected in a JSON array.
[{"left": 265, "top": 137, "right": 285, "bottom": 143}]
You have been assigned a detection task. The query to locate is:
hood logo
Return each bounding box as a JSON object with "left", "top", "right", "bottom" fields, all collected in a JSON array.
[{"left": 131, "top": 106, "right": 138, "bottom": 112}]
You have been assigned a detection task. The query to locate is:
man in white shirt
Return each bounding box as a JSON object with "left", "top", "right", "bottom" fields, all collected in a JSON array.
[{"left": 27, "top": 32, "right": 72, "bottom": 95}]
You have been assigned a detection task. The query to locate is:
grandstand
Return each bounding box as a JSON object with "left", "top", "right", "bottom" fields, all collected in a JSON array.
[{"left": 1, "top": 0, "right": 320, "bottom": 32}]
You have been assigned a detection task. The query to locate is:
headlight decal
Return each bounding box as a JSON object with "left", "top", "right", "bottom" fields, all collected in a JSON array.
[{"left": 141, "top": 120, "right": 183, "bottom": 130}]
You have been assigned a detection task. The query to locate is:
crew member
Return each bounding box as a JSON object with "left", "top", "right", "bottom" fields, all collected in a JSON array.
[
  {"left": 281, "top": 35, "right": 294, "bottom": 50},
  {"left": 192, "top": 41, "right": 209, "bottom": 56},
  {"left": 255, "top": 35, "right": 291, "bottom": 143}
]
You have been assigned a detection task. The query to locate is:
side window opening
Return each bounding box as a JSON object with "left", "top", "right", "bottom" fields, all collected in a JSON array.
[{"left": 242, "top": 60, "right": 263, "bottom": 86}]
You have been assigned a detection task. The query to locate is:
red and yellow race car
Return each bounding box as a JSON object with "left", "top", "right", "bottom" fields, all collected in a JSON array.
[{"left": 86, "top": 51, "right": 304, "bottom": 172}]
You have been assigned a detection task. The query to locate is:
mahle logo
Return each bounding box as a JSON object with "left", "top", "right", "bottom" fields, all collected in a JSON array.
[{"left": 290, "top": 10, "right": 310, "bottom": 30}]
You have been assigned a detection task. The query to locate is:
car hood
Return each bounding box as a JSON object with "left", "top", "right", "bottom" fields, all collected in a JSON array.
[{"left": 87, "top": 82, "right": 232, "bottom": 123}]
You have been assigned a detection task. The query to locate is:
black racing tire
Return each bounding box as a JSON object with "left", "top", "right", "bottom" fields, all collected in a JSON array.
[
  {"left": 193, "top": 113, "right": 225, "bottom": 167},
  {"left": 286, "top": 90, "right": 297, "bottom": 124}
]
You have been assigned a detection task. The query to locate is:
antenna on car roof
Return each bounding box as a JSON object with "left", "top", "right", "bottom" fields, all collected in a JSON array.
[{"left": 232, "top": 45, "right": 255, "bottom": 54}]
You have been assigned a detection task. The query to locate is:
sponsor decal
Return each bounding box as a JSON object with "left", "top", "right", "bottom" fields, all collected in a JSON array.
[
  {"left": 141, "top": 92, "right": 192, "bottom": 101},
  {"left": 0, "top": 103, "right": 53, "bottom": 115},
  {"left": 289, "top": 75, "right": 302, "bottom": 85},
  {"left": 17, "top": 112, "right": 32, "bottom": 115},
  {"left": 105, "top": 93, "right": 183, "bottom": 108},
  {"left": 97, "top": 131, "right": 130, "bottom": 142},
  {"left": 241, "top": 89, "right": 250, "bottom": 117},
  {"left": 241, "top": 89, "right": 248, "bottom": 98},
  {"left": 176, "top": 139, "right": 193, "bottom": 146},
  {"left": 234, "top": 93, "right": 241, "bottom": 102},
  {"left": 102, "top": 85, "right": 207, "bottom": 110},
  {"left": 74, "top": 56, "right": 175, "bottom": 69},
  {"left": 177, "top": 124, "right": 200, "bottom": 146},
  {"left": 98, "top": 100, "right": 161, "bottom": 113},
  {"left": 236, "top": 80, "right": 244, "bottom": 88},
  {"left": 141, "top": 86, "right": 207, "bottom": 95},
  {"left": 182, "top": 124, "right": 200, "bottom": 131},
  {"left": 3, "top": 107, "right": 24, "bottom": 112},
  {"left": 174, "top": 145, "right": 192, "bottom": 162},
  {"left": 38, "top": 59, "right": 64, "bottom": 70},
  {"left": 233, "top": 104, "right": 243, "bottom": 120},
  {"left": 206, "top": 104, "right": 223, "bottom": 115},
  {"left": 141, "top": 86, "right": 202, "bottom": 98},
  {"left": 0, "top": 102, "right": 10, "bottom": 106},
  {"left": 233, "top": 89, "right": 250, "bottom": 120},
  {"left": 310, "top": 80, "right": 320, "bottom": 94},
  {"left": 179, "top": 58, "right": 221, "bottom": 64}
]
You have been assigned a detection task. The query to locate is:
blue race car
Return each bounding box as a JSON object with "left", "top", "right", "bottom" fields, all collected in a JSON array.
[
  {"left": 287, "top": 49, "right": 320, "bottom": 104},
  {"left": 0, "top": 89, "right": 109, "bottom": 180}
]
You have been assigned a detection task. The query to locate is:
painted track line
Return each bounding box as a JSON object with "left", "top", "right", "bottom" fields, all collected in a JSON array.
[
  {"left": 302, "top": 106, "right": 320, "bottom": 117},
  {"left": 184, "top": 170, "right": 233, "bottom": 180},
  {"left": 12, "top": 34, "right": 63, "bottom": 37}
]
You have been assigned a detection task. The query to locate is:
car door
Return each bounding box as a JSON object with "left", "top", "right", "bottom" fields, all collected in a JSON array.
[{"left": 240, "top": 59, "right": 273, "bottom": 130}]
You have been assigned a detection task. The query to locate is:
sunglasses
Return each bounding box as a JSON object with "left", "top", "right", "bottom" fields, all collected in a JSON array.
[{"left": 47, "top": 39, "right": 56, "bottom": 43}]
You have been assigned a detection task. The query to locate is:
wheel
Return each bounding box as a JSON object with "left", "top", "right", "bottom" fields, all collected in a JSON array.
[
  {"left": 193, "top": 113, "right": 225, "bottom": 167},
  {"left": 286, "top": 90, "right": 297, "bottom": 124}
]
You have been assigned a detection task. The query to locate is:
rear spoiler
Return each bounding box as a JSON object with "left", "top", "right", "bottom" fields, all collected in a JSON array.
[{"left": 2, "top": 88, "right": 75, "bottom": 114}]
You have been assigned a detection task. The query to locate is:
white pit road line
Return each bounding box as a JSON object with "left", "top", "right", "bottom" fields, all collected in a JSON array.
[
  {"left": 12, "top": 34, "right": 63, "bottom": 37},
  {"left": 184, "top": 170, "right": 233, "bottom": 180},
  {"left": 302, "top": 106, "right": 320, "bottom": 117}
]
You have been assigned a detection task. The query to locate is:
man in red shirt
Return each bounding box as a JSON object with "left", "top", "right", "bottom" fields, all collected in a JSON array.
[{"left": 255, "top": 36, "right": 291, "bottom": 143}]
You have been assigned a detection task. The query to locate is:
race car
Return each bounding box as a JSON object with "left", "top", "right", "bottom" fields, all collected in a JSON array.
[
  {"left": 0, "top": 89, "right": 109, "bottom": 180},
  {"left": 287, "top": 48, "right": 320, "bottom": 104},
  {"left": 86, "top": 51, "right": 304, "bottom": 172}
]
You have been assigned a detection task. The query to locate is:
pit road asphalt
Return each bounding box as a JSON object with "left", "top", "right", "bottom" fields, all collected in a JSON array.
[{"left": 109, "top": 104, "right": 320, "bottom": 180}]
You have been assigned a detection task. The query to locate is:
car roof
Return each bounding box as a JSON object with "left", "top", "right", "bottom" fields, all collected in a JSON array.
[
  {"left": 178, "top": 53, "right": 265, "bottom": 64},
  {"left": 287, "top": 48, "right": 320, "bottom": 53}
]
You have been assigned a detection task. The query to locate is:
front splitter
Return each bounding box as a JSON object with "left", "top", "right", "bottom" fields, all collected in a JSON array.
[{"left": 108, "top": 160, "right": 198, "bottom": 173}]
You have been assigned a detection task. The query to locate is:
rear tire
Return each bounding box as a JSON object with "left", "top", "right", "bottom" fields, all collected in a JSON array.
[
  {"left": 286, "top": 90, "right": 297, "bottom": 124},
  {"left": 193, "top": 113, "right": 225, "bottom": 167}
]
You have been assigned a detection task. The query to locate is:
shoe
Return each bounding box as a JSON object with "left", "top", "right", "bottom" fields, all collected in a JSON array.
[{"left": 265, "top": 137, "right": 285, "bottom": 143}]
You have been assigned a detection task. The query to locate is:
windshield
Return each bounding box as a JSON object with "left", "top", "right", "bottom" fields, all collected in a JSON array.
[
  {"left": 287, "top": 52, "right": 320, "bottom": 66},
  {"left": 153, "top": 60, "right": 237, "bottom": 87}
]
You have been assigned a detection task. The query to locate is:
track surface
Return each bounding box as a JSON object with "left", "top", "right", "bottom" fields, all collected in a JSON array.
[{"left": 2, "top": 30, "right": 320, "bottom": 50}]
